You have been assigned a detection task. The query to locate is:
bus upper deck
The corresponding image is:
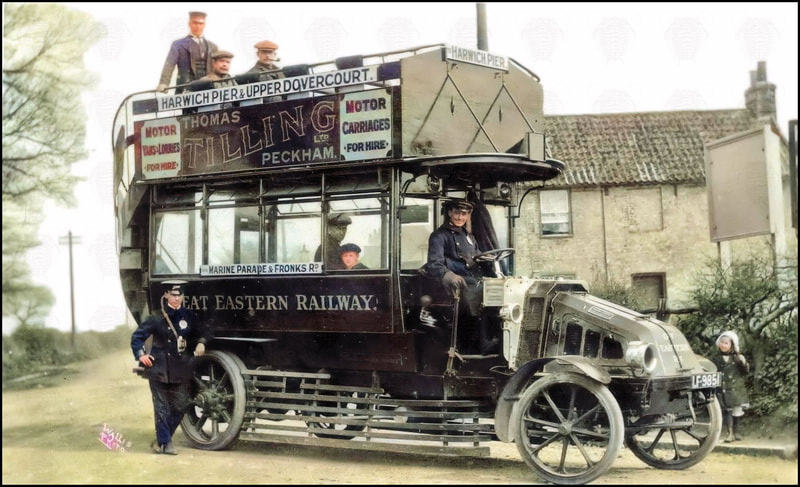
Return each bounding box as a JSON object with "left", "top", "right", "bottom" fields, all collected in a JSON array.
[{"left": 112, "top": 43, "right": 563, "bottom": 326}]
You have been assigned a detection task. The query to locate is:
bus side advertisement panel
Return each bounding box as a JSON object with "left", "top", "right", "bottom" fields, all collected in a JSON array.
[{"left": 137, "top": 89, "right": 397, "bottom": 180}]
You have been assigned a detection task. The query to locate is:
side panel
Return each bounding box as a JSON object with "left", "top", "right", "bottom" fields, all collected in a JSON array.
[
  {"left": 162, "top": 276, "right": 393, "bottom": 334},
  {"left": 400, "top": 49, "right": 544, "bottom": 156}
]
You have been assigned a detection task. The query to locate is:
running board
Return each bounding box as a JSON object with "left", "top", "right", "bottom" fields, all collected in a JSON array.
[{"left": 238, "top": 368, "right": 494, "bottom": 457}]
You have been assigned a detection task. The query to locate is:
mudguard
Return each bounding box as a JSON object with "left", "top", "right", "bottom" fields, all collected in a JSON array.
[{"left": 493, "top": 355, "right": 611, "bottom": 442}]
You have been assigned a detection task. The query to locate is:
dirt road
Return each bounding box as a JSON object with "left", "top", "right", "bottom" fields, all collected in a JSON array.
[{"left": 2, "top": 348, "right": 797, "bottom": 484}]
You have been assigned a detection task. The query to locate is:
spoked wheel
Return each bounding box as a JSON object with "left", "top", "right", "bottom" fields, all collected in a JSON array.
[
  {"left": 511, "top": 372, "right": 624, "bottom": 485},
  {"left": 625, "top": 394, "right": 722, "bottom": 469},
  {"left": 181, "top": 351, "right": 246, "bottom": 450},
  {"left": 308, "top": 391, "right": 370, "bottom": 440}
]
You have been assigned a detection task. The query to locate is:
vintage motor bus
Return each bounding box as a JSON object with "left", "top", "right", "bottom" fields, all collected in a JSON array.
[{"left": 113, "top": 44, "right": 722, "bottom": 484}]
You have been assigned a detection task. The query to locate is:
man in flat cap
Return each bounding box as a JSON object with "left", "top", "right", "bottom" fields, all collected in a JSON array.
[
  {"left": 339, "top": 243, "right": 368, "bottom": 270},
  {"left": 131, "top": 280, "right": 211, "bottom": 455},
  {"left": 425, "top": 199, "right": 499, "bottom": 354},
  {"left": 314, "top": 213, "right": 353, "bottom": 270},
  {"left": 199, "top": 50, "right": 237, "bottom": 89},
  {"left": 248, "top": 40, "right": 284, "bottom": 79},
  {"left": 157, "top": 11, "right": 218, "bottom": 93}
]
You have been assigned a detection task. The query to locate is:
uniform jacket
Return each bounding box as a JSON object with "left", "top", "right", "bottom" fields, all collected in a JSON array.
[
  {"left": 159, "top": 36, "right": 218, "bottom": 93},
  {"left": 131, "top": 305, "right": 211, "bottom": 383},
  {"left": 425, "top": 222, "right": 483, "bottom": 279}
]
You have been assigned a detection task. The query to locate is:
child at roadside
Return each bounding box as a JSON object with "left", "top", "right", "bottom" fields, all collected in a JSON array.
[{"left": 713, "top": 330, "right": 750, "bottom": 442}]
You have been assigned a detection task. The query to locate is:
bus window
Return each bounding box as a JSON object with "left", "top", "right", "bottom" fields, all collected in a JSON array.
[
  {"left": 152, "top": 209, "right": 203, "bottom": 275},
  {"left": 208, "top": 205, "right": 260, "bottom": 265},
  {"left": 266, "top": 202, "right": 321, "bottom": 263},
  {"left": 327, "top": 197, "right": 389, "bottom": 270},
  {"left": 484, "top": 204, "right": 510, "bottom": 249},
  {"left": 400, "top": 198, "right": 434, "bottom": 270}
]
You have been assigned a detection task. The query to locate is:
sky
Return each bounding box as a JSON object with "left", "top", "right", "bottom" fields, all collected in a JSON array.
[{"left": 11, "top": 2, "right": 798, "bottom": 334}]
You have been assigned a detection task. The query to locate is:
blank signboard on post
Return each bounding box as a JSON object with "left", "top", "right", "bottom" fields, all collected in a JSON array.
[{"left": 705, "top": 126, "right": 772, "bottom": 242}]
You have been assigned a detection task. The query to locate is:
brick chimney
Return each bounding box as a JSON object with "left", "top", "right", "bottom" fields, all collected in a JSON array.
[{"left": 745, "top": 61, "right": 776, "bottom": 123}]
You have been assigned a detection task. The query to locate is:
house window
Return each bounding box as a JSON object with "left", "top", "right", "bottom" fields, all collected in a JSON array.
[
  {"left": 540, "top": 189, "right": 572, "bottom": 236},
  {"left": 632, "top": 273, "right": 666, "bottom": 314}
]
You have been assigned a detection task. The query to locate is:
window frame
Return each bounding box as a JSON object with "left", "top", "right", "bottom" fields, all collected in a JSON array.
[{"left": 539, "top": 188, "right": 573, "bottom": 237}]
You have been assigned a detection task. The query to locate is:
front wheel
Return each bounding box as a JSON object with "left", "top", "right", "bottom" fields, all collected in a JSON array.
[
  {"left": 180, "top": 351, "right": 246, "bottom": 450},
  {"left": 511, "top": 372, "right": 624, "bottom": 485},
  {"left": 625, "top": 395, "right": 722, "bottom": 469}
]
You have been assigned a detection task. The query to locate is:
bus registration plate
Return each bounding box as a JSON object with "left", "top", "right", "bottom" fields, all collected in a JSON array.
[{"left": 691, "top": 372, "right": 721, "bottom": 389}]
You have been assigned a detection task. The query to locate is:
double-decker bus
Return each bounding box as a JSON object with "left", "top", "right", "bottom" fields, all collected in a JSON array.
[{"left": 113, "top": 43, "right": 722, "bottom": 484}]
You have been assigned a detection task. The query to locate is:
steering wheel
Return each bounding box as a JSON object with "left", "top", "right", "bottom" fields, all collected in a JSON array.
[{"left": 473, "top": 248, "right": 515, "bottom": 263}]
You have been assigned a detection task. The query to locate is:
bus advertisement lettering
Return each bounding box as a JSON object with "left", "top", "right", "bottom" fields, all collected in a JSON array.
[
  {"left": 340, "top": 89, "right": 393, "bottom": 161},
  {"left": 137, "top": 89, "right": 397, "bottom": 179}
]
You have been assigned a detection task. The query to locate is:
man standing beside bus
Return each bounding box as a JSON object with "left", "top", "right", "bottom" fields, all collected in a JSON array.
[
  {"left": 131, "top": 281, "right": 211, "bottom": 455},
  {"left": 157, "top": 11, "right": 218, "bottom": 93}
]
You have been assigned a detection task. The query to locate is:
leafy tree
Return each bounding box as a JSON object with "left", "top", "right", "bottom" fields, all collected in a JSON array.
[
  {"left": 2, "top": 3, "right": 104, "bottom": 325},
  {"left": 678, "top": 253, "right": 798, "bottom": 423},
  {"left": 2, "top": 3, "right": 104, "bottom": 204},
  {"left": 4, "top": 282, "right": 55, "bottom": 328}
]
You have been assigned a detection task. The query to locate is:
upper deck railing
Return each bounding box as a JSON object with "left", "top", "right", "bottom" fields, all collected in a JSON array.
[{"left": 112, "top": 43, "right": 559, "bottom": 203}]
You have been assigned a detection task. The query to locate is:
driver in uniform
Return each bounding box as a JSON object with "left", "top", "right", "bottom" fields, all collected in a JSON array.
[{"left": 424, "top": 199, "right": 500, "bottom": 355}]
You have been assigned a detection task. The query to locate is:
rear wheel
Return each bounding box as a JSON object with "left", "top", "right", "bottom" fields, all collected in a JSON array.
[
  {"left": 308, "top": 390, "right": 370, "bottom": 440},
  {"left": 180, "top": 351, "right": 246, "bottom": 450},
  {"left": 625, "top": 395, "right": 722, "bottom": 469},
  {"left": 511, "top": 372, "right": 624, "bottom": 485}
]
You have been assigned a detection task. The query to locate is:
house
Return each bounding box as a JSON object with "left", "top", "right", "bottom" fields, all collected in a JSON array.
[{"left": 515, "top": 62, "right": 796, "bottom": 314}]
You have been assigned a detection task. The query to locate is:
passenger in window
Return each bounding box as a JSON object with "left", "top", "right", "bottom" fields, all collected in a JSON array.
[
  {"left": 339, "top": 243, "right": 368, "bottom": 270},
  {"left": 424, "top": 199, "right": 499, "bottom": 355},
  {"left": 314, "top": 213, "right": 351, "bottom": 270}
]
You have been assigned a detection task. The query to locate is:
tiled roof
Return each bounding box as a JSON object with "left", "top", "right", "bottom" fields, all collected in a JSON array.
[{"left": 539, "top": 109, "right": 762, "bottom": 187}]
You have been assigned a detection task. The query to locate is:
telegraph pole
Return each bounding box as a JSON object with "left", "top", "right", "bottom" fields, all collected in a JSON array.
[
  {"left": 58, "top": 231, "right": 81, "bottom": 350},
  {"left": 476, "top": 3, "right": 488, "bottom": 50}
]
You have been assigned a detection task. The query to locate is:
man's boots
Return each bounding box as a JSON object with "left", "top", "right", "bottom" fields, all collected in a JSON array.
[{"left": 723, "top": 413, "right": 735, "bottom": 443}]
